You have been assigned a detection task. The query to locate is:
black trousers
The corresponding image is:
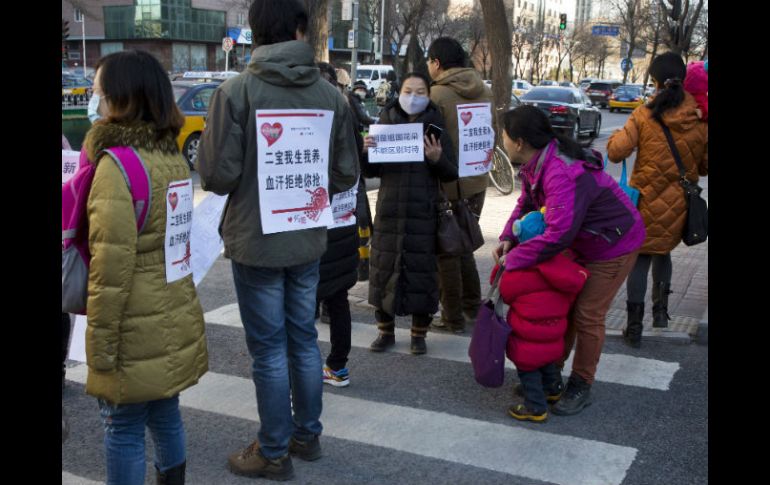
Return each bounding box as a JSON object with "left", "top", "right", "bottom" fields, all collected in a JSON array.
[
  {"left": 321, "top": 289, "right": 352, "bottom": 371},
  {"left": 626, "top": 253, "right": 673, "bottom": 303},
  {"left": 517, "top": 363, "right": 562, "bottom": 413}
]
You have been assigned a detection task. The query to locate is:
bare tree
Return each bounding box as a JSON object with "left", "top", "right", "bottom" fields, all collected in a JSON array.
[
  {"left": 511, "top": 18, "right": 529, "bottom": 79},
  {"left": 657, "top": 0, "right": 705, "bottom": 56},
  {"left": 610, "top": 0, "right": 649, "bottom": 83},
  {"left": 639, "top": 1, "right": 667, "bottom": 87},
  {"left": 479, "top": 0, "right": 513, "bottom": 115}
]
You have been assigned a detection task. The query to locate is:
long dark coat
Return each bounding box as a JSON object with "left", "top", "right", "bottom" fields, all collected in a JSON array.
[{"left": 363, "top": 100, "right": 458, "bottom": 316}]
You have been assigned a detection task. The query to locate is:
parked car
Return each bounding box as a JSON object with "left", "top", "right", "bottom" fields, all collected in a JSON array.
[
  {"left": 559, "top": 81, "right": 578, "bottom": 88},
  {"left": 172, "top": 80, "right": 220, "bottom": 169},
  {"left": 539, "top": 80, "right": 559, "bottom": 86},
  {"left": 512, "top": 79, "right": 533, "bottom": 97},
  {"left": 585, "top": 80, "right": 623, "bottom": 108},
  {"left": 355, "top": 64, "right": 395, "bottom": 97},
  {"left": 609, "top": 85, "right": 646, "bottom": 113},
  {"left": 520, "top": 87, "right": 602, "bottom": 141}
]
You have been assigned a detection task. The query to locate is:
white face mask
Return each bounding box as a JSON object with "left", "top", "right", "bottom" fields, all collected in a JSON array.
[
  {"left": 398, "top": 94, "right": 430, "bottom": 115},
  {"left": 87, "top": 94, "right": 102, "bottom": 123},
  {"left": 354, "top": 90, "right": 367, "bottom": 100}
]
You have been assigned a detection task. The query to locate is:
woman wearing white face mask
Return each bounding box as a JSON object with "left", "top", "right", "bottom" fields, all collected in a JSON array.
[{"left": 361, "top": 71, "right": 458, "bottom": 356}]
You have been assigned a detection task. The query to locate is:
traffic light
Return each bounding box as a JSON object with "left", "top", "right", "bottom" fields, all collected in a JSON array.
[{"left": 559, "top": 14, "right": 567, "bottom": 30}]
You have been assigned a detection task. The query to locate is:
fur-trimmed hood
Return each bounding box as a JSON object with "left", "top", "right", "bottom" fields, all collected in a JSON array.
[{"left": 83, "top": 121, "right": 179, "bottom": 163}]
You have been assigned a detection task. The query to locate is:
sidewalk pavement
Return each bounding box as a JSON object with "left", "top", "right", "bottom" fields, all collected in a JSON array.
[{"left": 348, "top": 185, "right": 708, "bottom": 344}]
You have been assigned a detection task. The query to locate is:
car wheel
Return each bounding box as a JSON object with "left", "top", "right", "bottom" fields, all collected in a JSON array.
[
  {"left": 183, "top": 133, "right": 201, "bottom": 170},
  {"left": 591, "top": 116, "right": 601, "bottom": 137},
  {"left": 572, "top": 120, "right": 580, "bottom": 140}
]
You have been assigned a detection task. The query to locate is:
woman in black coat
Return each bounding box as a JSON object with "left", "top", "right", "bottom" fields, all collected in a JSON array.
[{"left": 362, "top": 72, "right": 458, "bottom": 355}]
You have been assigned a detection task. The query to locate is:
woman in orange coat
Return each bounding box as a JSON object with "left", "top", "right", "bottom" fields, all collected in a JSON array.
[{"left": 607, "top": 52, "right": 707, "bottom": 347}]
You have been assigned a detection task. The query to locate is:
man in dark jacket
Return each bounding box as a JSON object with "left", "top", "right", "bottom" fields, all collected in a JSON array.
[
  {"left": 349, "top": 80, "right": 376, "bottom": 132},
  {"left": 427, "top": 37, "right": 493, "bottom": 334},
  {"left": 196, "top": 1, "right": 358, "bottom": 480}
]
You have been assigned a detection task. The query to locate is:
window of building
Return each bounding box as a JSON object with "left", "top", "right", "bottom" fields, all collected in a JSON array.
[
  {"left": 237, "top": 12, "right": 246, "bottom": 25},
  {"left": 101, "top": 42, "right": 124, "bottom": 56},
  {"left": 105, "top": 0, "right": 225, "bottom": 42}
]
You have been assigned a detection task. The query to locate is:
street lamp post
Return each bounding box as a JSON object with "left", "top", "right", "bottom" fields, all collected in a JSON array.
[
  {"left": 74, "top": 9, "right": 86, "bottom": 77},
  {"left": 351, "top": 1, "right": 359, "bottom": 82},
  {"left": 378, "top": 0, "right": 385, "bottom": 63}
]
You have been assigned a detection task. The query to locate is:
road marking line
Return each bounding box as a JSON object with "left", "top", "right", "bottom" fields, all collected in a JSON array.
[
  {"left": 66, "top": 366, "right": 636, "bottom": 485},
  {"left": 205, "top": 304, "right": 680, "bottom": 390},
  {"left": 62, "top": 472, "right": 103, "bottom": 485}
]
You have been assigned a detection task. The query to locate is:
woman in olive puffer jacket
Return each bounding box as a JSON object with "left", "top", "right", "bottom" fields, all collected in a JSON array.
[{"left": 83, "top": 50, "right": 208, "bottom": 485}]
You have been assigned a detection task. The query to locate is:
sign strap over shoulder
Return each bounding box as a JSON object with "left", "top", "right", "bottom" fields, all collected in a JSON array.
[{"left": 101, "top": 147, "right": 152, "bottom": 233}]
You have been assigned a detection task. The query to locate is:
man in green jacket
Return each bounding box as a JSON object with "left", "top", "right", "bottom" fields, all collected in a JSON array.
[
  {"left": 427, "top": 37, "right": 493, "bottom": 333},
  {"left": 196, "top": 0, "right": 358, "bottom": 480}
]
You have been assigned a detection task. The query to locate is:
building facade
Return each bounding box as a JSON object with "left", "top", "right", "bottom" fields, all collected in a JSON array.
[{"left": 62, "top": 0, "right": 240, "bottom": 72}]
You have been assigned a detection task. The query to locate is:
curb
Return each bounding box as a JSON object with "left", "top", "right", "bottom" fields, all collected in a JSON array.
[
  {"left": 350, "top": 296, "right": 695, "bottom": 345},
  {"left": 605, "top": 329, "right": 692, "bottom": 345}
]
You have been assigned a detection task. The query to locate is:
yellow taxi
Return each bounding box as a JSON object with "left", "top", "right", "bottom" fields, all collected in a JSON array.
[
  {"left": 512, "top": 79, "right": 533, "bottom": 97},
  {"left": 62, "top": 71, "right": 93, "bottom": 108},
  {"left": 608, "top": 85, "right": 645, "bottom": 113},
  {"left": 172, "top": 80, "right": 222, "bottom": 168}
]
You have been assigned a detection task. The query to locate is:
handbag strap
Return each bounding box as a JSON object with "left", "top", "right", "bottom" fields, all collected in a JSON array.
[
  {"left": 655, "top": 119, "right": 689, "bottom": 183},
  {"left": 620, "top": 159, "right": 629, "bottom": 185}
]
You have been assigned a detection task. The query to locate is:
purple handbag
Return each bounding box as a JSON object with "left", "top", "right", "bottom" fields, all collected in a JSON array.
[{"left": 468, "top": 265, "right": 512, "bottom": 388}]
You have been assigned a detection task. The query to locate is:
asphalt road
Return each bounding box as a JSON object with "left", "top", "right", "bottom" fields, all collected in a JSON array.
[{"left": 63, "top": 108, "right": 708, "bottom": 485}]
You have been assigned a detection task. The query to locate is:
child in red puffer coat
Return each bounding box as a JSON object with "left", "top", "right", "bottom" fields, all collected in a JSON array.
[{"left": 492, "top": 209, "right": 590, "bottom": 422}]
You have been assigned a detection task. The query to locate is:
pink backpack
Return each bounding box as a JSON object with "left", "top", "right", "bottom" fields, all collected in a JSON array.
[{"left": 62, "top": 147, "right": 151, "bottom": 314}]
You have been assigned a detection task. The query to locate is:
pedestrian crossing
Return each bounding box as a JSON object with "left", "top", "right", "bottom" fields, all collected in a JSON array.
[
  {"left": 64, "top": 301, "right": 689, "bottom": 485},
  {"left": 204, "top": 303, "right": 680, "bottom": 391}
]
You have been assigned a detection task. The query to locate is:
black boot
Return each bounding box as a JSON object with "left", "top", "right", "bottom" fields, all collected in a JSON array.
[
  {"left": 369, "top": 333, "right": 395, "bottom": 352},
  {"left": 551, "top": 374, "right": 592, "bottom": 416},
  {"left": 652, "top": 282, "right": 672, "bottom": 328},
  {"left": 623, "top": 302, "right": 644, "bottom": 348},
  {"left": 156, "top": 461, "right": 186, "bottom": 485},
  {"left": 410, "top": 336, "right": 427, "bottom": 355}
]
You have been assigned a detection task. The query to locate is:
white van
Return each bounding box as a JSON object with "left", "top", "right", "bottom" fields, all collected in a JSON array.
[{"left": 354, "top": 65, "right": 395, "bottom": 96}]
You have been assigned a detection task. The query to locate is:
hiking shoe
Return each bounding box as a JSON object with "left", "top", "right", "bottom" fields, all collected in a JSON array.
[
  {"left": 369, "top": 333, "right": 395, "bottom": 352},
  {"left": 508, "top": 399, "right": 548, "bottom": 423},
  {"left": 227, "top": 440, "right": 294, "bottom": 481},
  {"left": 288, "top": 435, "right": 322, "bottom": 462},
  {"left": 513, "top": 380, "right": 564, "bottom": 403},
  {"left": 551, "top": 375, "right": 593, "bottom": 416},
  {"left": 323, "top": 365, "right": 350, "bottom": 387}
]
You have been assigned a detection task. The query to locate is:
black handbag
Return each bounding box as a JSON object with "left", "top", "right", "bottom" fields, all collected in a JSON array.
[
  {"left": 437, "top": 181, "right": 485, "bottom": 255},
  {"left": 658, "top": 120, "right": 708, "bottom": 246}
]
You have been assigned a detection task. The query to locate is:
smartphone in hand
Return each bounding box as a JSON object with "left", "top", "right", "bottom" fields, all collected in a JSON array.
[{"left": 424, "top": 123, "right": 443, "bottom": 141}]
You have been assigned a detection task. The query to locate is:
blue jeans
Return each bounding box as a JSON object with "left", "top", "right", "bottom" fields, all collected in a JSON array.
[
  {"left": 97, "top": 396, "right": 185, "bottom": 485},
  {"left": 232, "top": 260, "right": 323, "bottom": 459}
]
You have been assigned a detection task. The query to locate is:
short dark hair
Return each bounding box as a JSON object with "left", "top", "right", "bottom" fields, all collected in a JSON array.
[
  {"left": 427, "top": 37, "right": 468, "bottom": 70},
  {"left": 317, "top": 62, "right": 337, "bottom": 85},
  {"left": 249, "top": 0, "right": 308, "bottom": 47},
  {"left": 503, "top": 105, "right": 584, "bottom": 161},
  {"left": 400, "top": 72, "right": 432, "bottom": 94},
  {"left": 647, "top": 51, "right": 687, "bottom": 122},
  {"left": 94, "top": 50, "right": 184, "bottom": 141}
]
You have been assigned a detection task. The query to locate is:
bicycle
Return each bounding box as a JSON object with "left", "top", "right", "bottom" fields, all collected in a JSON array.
[
  {"left": 487, "top": 145, "right": 516, "bottom": 195},
  {"left": 487, "top": 104, "right": 517, "bottom": 195}
]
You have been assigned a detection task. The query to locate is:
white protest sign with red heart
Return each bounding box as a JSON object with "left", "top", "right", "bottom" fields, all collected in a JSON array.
[{"left": 456, "top": 102, "right": 494, "bottom": 178}]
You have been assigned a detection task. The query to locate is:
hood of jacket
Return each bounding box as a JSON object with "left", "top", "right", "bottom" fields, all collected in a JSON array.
[
  {"left": 84, "top": 121, "right": 178, "bottom": 163},
  {"left": 247, "top": 40, "right": 319, "bottom": 87},
  {"left": 431, "top": 68, "right": 487, "bottom": 99}
]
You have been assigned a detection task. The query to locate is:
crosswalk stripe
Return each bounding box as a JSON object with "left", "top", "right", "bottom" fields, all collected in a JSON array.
[
  {"left": 66, "top": 365, "right": 636, "bottom": 485},
  {"left": 205, "top": 303, "right": 680, "bottom": 391},
  {"left": 62, "top": 471, "right": 103, "bottom": 485}
]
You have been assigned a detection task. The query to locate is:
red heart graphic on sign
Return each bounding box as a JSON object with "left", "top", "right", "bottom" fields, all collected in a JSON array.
[
  {"left": 168, "top": 192, "right": 179, "bottom": 211},
  {"left": 288, "top": 217, "right": 293, "bottom": 222},
  {"left": 460, "top": 111, "right": 473, "bottom": 125},
  {"left": 260, "top": 122, "right": 283, "bottom": 147}
]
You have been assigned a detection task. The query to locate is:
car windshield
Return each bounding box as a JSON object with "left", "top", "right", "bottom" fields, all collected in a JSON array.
[
  {"left": 615, "top": 87, "right": 642, "bottom": 96},
  {"left": 521, "top": 88, "right": 574, "bottom": 103},
  {"left": 356, "top": 69, "right": 372, "bottom": 79},
  {"left": 589, "top": 83, "right": 611, "bottom": 91},
  {"left": 62, "top": 74, "right": 92, "bottom": 87}
]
